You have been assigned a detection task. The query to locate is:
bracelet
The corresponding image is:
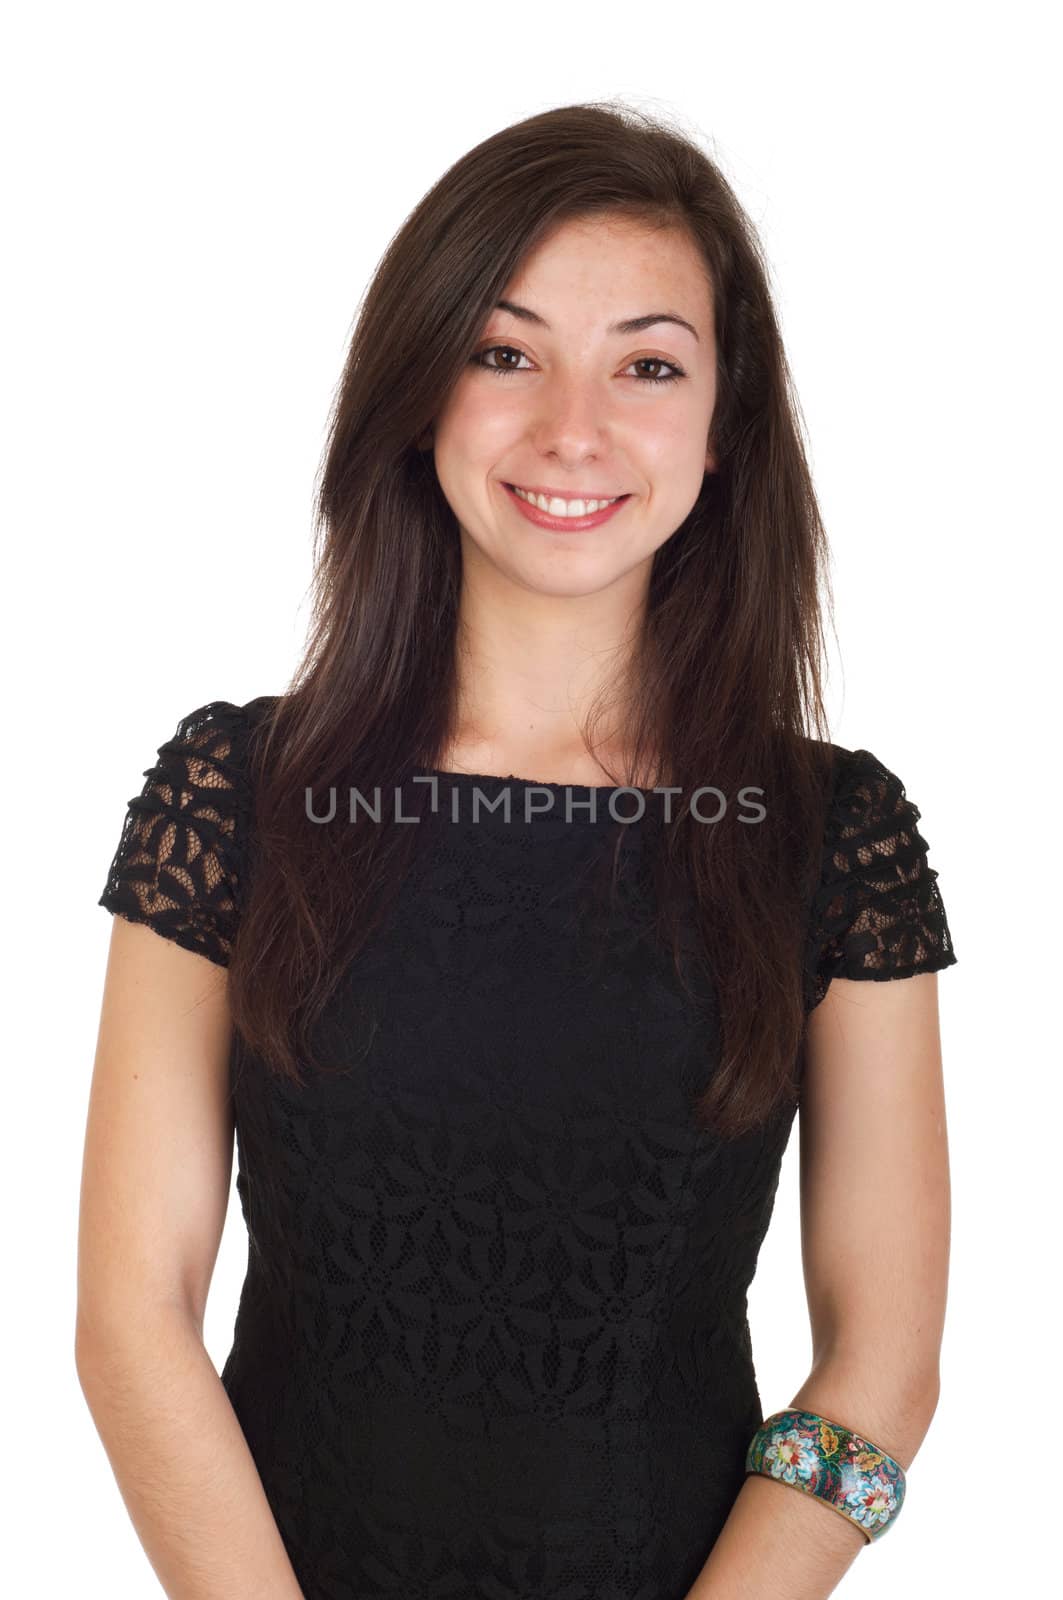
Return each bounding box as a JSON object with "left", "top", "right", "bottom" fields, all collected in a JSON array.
[{"left": 745, "top": 1408, "right": 906, "bottom": 1544}]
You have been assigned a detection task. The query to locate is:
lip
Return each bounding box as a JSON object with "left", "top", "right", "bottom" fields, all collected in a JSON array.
[
  {"left": 501, "top": 481, "right": 632, "bottom": 533},
  {"left": 508, "top": 482, "right": 627, "bottom": 501}
]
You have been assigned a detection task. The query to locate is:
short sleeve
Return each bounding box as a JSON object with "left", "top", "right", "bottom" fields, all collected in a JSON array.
[
  {"left": 805, "top": 746, "right": 958, "bottom": 1012},
  {"left": 98, "top": 699, "right": 253, "bottom": 968}
]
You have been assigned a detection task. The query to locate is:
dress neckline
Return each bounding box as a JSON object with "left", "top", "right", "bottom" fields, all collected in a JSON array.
[{"left": 401, "top": 767, "right": 667, "bottom": 829}]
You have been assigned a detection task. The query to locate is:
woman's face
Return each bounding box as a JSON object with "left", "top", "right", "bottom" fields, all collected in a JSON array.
[{"left": 432, "top": 214, "right": 718, "bottom": 602}]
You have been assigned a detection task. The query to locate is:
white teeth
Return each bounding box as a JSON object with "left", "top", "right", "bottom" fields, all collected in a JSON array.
[{"left": 512, "top": 485, "right": 620, "bottom": 517}]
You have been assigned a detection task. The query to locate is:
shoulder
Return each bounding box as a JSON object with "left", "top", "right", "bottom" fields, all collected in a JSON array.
[
  {"left": 140, "top": 689, "right": 288, "bottom": 850},
  {"left": 824, "top": 742, "right": 919, "bottom": 833},
  {"left": 804, "top": 740, "right": 958, "bottom": 1010},
  {"left": 164, "top": 692, "right": 278, "bottom": 755},
  {"left": 97, "top": 693, "right": 283, "bottom": 968},
  {"left": 152, "top": 693, "right": 283, "bottom": 788}
]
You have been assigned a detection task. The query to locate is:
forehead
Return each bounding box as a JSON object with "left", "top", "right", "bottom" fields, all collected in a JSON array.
[{"left": 499, "top": 215, "right": 713, "bottom": 324}]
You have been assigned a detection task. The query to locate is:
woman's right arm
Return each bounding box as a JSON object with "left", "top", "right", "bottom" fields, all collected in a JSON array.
[{"left": 75, "top": 915, "right": 305, "bottom": 1600}]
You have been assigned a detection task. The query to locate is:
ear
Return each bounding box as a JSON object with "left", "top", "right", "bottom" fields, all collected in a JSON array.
[{"left": 705, "top": 443, "right": 717, "bottom": 474}]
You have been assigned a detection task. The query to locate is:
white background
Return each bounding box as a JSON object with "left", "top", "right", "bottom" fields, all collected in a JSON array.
[{"left": 5, "top": 1, "right": 1055, "bottom": 1593}]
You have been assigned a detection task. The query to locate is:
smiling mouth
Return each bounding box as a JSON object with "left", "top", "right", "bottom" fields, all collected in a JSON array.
[{"left": 505, "top": 483, "right": 631, "bottom": 516}]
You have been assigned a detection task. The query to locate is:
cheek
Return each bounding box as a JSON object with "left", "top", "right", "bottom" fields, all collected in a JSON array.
[
  {"left": 436, "top": 380, "right": 516, "bottom": 460},
  {"left": 432, "top": 407, "right": 509, "bottom": 533},
  {"left": 642, "top": 403, "right": 707, "bottom": 465}
]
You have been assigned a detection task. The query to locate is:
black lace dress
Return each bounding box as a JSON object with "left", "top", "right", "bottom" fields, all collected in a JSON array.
[{"left": 97, "top": 696, "right": 957, "bottom": 1600}]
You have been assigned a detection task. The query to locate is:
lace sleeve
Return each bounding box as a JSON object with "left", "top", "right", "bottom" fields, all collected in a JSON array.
[
  {"left": 805, "top": 746, "right": 958, "bottom": 1012},
  {"left": 98, "top": 700, "right": 253, "bottom": 968}
]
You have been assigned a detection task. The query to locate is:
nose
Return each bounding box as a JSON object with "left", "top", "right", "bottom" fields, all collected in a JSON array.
[{"left": 529, "top": 374, "right": 611, "bottom": 463}]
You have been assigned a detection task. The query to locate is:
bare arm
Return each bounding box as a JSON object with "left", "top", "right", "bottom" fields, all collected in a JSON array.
[
  {"left": 684, "top": 971, "right": 949, "bottom": 1598},
  {"left": 75, "top": 916, "right": 305, "bottom": 1599}
]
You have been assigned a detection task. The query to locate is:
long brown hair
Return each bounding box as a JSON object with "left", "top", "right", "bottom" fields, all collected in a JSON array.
[{"left": 229, "top": 100, "right": 837, "bottom": 1140}]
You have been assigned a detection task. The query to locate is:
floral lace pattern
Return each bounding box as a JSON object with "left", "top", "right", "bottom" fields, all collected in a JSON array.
[
  {"left": 97, "top": 700, "right": 255, "bottom": 966},
  {"left": 805, "top": 745, "right": 957, "bottom": 1011},
  {"left": 98, "top": 701, "right": 957, "bottom": 1599}
]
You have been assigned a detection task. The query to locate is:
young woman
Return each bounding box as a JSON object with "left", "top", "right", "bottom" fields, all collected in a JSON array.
[{"left": 78, "top": 102, "right": 958, "bottom": 1600}]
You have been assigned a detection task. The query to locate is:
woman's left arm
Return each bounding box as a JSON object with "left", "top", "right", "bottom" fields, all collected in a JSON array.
[{"left": 685, "top": 969, "right": 950, "bottom": 1598}]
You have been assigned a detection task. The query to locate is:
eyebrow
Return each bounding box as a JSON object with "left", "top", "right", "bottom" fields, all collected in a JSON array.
[{"left": 493, "top": 299, "right": 700, "bottom": 343}]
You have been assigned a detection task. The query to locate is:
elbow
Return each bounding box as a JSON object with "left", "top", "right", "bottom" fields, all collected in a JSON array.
[
  {"left": 899, "top": 1369, "right": 942, "bottom": 1468},
  {"left": 794, "top": 1357, "right": 941, "bottom": 1473},
  {"left": 74, "top": 1308, "right": 95, "bottom": 1383},
  {"left": 74, "top": 1297, "right": 202, "bottom": 1396},
  {"left": 919, "top": 1368, "right": 942, "bottom": 1446},
  {"left": 74, "top": 1310, "right": 112, "bottom": 1396}
]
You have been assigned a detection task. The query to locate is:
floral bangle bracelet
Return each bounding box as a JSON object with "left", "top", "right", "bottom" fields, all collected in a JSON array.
[{"left": 745, "top": 1408, "right": 907, "bottom": 1544}]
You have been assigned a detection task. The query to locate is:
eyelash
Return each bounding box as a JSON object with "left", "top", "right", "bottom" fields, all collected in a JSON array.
[{"left": 471, "top": 344, "right": 686, "bottom": 387}]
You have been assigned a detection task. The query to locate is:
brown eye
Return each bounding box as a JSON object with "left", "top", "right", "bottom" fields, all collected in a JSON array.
[
  {"left": 626, "top": 357, "right": 685, "bottom": 386},
  {"left": 471, "top": 345, "right": 533, "bottom": 375}
]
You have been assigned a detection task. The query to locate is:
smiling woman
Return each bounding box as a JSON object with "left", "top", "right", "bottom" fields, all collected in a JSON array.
[
  {"left": 433, "top": 219, "right": 716, "bottom": 579},
  {"left": 82, "top": 99, "right": 958, "bottom": 1600}
]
